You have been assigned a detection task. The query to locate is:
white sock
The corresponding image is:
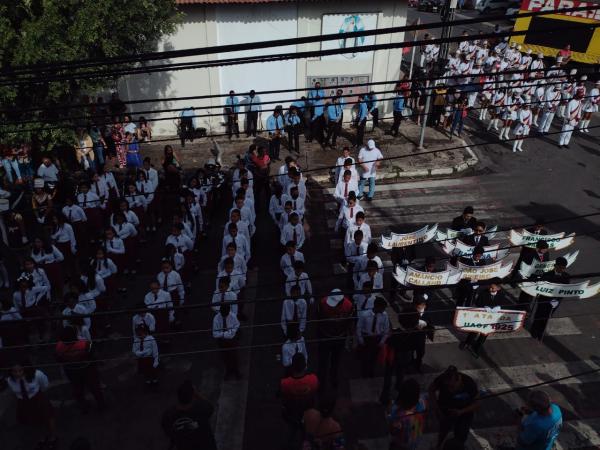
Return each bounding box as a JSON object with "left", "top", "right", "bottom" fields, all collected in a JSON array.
[
  {"left": 512, "top": 140, "right": 518, "bottom": 152},
  {"left": 518, "top": 140, "right": 524, "bottom": 151}
]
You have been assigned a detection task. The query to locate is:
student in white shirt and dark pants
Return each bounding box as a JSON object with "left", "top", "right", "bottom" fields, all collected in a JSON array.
[{"left": 212, "top": 303, "right": 241, "bottom": 379}]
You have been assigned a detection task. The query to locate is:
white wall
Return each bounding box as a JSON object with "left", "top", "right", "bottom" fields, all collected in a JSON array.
[
  {"left": 120, "top": 0, "right": 407, "bottom": 136},
  {"left": 216, "top": 4, "right": 298, "bottom": 121}
]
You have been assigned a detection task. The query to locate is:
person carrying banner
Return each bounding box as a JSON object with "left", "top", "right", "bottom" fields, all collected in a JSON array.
[
  {"left": 529, "top": 257, "right": 570, "bottom": 341},
  {"left": 459, "top": 278, "right": 506, "bottom": 358},
  {"left": 454, "top": 246, "right": 486, "bottom": 307}
]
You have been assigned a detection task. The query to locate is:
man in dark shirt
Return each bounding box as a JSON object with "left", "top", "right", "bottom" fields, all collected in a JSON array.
[
  {"left": 451, "top": 206, "right": 477, "bottom": 232},
  {"left": 459, "top": 278, "right": 506, "bottom": 357},
  {"left": 462, "top": 221, "right": 489, "bottom": 247},
  {"left": 530, "top": 257, "right": 570, "bottom": 341},
  {"left": 161, "top": 380, "right": 216, "bottom": 450},
  {"left": 429, "top": 365, "right": 479, "bottom": 448},
  {"left": 454, "top": 246, "right": 487, "bottom": 307}
]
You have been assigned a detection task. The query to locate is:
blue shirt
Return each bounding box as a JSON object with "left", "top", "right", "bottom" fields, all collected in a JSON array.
[
  {"left": 357, "top": 102, "right": 368, "bottom": 121},
  {"left": 517, "top": 404, "right": 562, "bottom": 450},
  {"left": 337, "top": 96, "right": 346, "bottom": 110},
  {"left": 180, "top": 108, "right": 196, "bottom": 128},
  {"left": 246, "top": 95, "right": 261, "bottom": 112},
  {"left": 266, "top": 114, "right": 285, "bottom": 134},
  {"left": 312, "top": 99, "right": 325, "bottom": 120},
  {"left": 291, "top": 100, "right": 305, "bottom": 114},
  {"left": 366, "top": 94, "right": 378, "bottom": 112},
  {"left": 393, "top": 95, "right": 405, "bottom": 112},
  {"left": 225, "top": 96, "right": 240, "bottom": 114},
  {"left": 308, "top": 88, "right": 325, "bottom": 105},
  {"left": 286, "top": 113, "right": 301, "bottom": 126},
  {"left": 327, "top": 103, "right": 342, "bottom": 122}
]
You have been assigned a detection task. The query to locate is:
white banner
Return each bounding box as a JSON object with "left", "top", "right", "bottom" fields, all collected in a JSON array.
[
  {"left": 509, "top": 229, "right": 575, "bottom": 250},
  {"left": 450, "top": 260, "right": 514, "bottom": 281},
  {"left": 381, "top": 224, "right": 438, "bottom": 249},
  {"left": 519, "top": 251, "right": 579, "bottom": 278},
  {"left": 441, "top": 240, "right": 510, "bottom": 261},
  {"left": 393, "top": 266, "right": 462, "bottom": 286},
  {"left": 454, "top": 307, "right": 527, "bottom": 335},
  {"left": 518, "top": 280, "right": 600, "bottom": 298}
]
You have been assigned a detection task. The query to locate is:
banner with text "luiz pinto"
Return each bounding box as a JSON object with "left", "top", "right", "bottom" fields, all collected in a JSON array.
[
  {"left": 380, "top": 224, "right": 438, "bottom": 249},
  {"left": 509, "top": 229, "right": 575, "bottom": 250},
  {"left": 454, "top": 307, "right": 527, "bottom": 335},
  {"left": 519, "top": 251, "right": 579, "bottom": 278},
  {"left": 519, "top": 280, "right": 600, "bottom": 299}
]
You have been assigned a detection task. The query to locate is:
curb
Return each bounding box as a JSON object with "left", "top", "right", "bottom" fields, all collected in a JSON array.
[{"left": 309, "top": 140, "right": 479, "bottom": 184}]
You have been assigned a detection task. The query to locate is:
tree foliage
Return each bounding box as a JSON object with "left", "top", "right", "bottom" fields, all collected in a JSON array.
[{"left": 0, "top": 0, "right": 180, "bottom": 148}]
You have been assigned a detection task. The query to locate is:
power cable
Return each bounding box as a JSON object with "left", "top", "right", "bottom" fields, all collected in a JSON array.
[
  {"left": 4, "top": 5, "right": 596, "bottom": 75},
  {"left": 2, "top": 21, "right": 598, "bottom": 86},
  {"left": 1, "top": 72, "right": 583, "bottom": 131},
  {"left": 0, "top": 62, "right": 584, "bottom": 116}
]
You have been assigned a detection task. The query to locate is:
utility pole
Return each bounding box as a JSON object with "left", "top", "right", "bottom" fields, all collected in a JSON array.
[{"left": 439, "top": 0, "right": 457, "bottom": 63}]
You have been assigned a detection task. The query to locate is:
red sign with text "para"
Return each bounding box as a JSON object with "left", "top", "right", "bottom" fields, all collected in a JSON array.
[{"left": 521, "top": 0, "right": 600, "bottom": 21}]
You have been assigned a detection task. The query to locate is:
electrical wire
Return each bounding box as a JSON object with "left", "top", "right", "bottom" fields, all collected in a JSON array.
[
  {"left": 0, "top": 62, "right": 585, "bottom": 117},
  {"left": 1, "top": 72, "right": 585, "bottom": 131},
  {"left": 4, "top": 5, "right": 596, "bottom": 76},
  {"left": 2, "top": 21, "right": 599, "bottom": 86}
]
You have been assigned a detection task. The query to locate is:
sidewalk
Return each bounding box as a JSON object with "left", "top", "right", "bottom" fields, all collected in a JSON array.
[{"left": 140, "top": 119, "right": 478, "bottom": 184}]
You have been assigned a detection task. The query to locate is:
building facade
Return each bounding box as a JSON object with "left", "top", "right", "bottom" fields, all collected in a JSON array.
[{"left": 119, "top": 0, "right": 408, "bottom": 135}]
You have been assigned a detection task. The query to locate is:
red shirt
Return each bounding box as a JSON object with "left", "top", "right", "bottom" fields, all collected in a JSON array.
[
  {"left": 251, "top": 154, "right": 270, "bottom": 170},
  {"left": 318, "top": 297, "right": 353, "bottom": 338},
  {"left": 280, "top": 373, "right": 319, "bottom": 414},
  {"left": 558, "top": 49, "right": 572, "bottom": 60}
]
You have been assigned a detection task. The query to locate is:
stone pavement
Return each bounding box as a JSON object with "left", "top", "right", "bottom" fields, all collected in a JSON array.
[{"left": 140, "top": 119, "right": 478, "bottom": 185}]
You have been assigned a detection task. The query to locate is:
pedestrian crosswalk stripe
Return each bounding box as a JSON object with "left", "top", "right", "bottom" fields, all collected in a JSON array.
[{"left": 358, "top": 419, "right": 600, "bottom": 450}]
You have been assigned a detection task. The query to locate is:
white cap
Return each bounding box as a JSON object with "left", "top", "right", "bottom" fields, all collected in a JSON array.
[
  {"left": 504, "top": 37, "right": 509, "bottom": 42},
  {"left": 517, "top": 45, "right": 522, "bottom": 50},
  {"left": 581, "top": 75, "right": 588, "bottom": 81},
  {"left": 455, "top": 50, "right": 461, "bottom": 55},
  {"left": 326, "top": 289, "right": 345, "bottom": 307},
  {"left": 367, "top": 139, "right": 376, "bottom": 149},
  {"left": 570, "top": 68, "right": 578, "bottom": 75},
  {"left": 514, "top": 88, "right": 523, "bottom": 94},
  {"left": 510, "top": 42, "right": 517, "bottom": 48},
  {"left": 34, "top": 178, "right": 44, "bottom": 189},
  {"left": 537, "top": 53, "right": 544, "bottom": 58},
  {"left": 206, "top": 158, "right": 216, "bottom": 166},
  {"left": 556, "top": 56, "right": 563, "bottom": 62},
  {"left": 526, "top": 49, "right": 532, "bottom": 54}
]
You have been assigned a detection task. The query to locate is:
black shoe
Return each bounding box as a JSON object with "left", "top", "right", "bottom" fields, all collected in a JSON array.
[{"left": 366, "top": 197, "right": 373, "bottom": 202}]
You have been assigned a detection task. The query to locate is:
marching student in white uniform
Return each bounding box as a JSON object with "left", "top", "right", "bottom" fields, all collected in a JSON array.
[{"left": 559, "top": 91, "right": 583, "bottom": 148}]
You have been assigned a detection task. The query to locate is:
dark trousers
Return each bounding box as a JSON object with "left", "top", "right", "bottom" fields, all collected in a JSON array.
[
  {"left": 530, "top": 298, "right": 558, "bottom": 340},
  {"left": 433, "top": 105, "right": 444, "bottom": 126},
  {"left": 227, "top": 114, "right": 240, "bottom": 138},
  {"left": 180, "top": 118, "right": 194, "bottom": 147},
  {"left": 381, "top": 350, "right": 413, "bottom": 402},
  {"left": 310, "top": 116, "right": 325, "bottom": 144},
  {"left": 269, "top": 136, "right": 281, "bottom": 159},
  {"left": 217, "top": 338, "right": 239, "bottom": 376},
  {"left": 318, "top": 339, "right": 345, "bottom": 388},
  {"left": 325, "top": 120, "right": 341, "bottom": 146},
  {"left": 371, "top": 108, "right": 379, "bottom": 129},
  {"left": 455, "top": 281, "right": 474, "bottom": 307},
  {"left": 246, "top": 111, "right": 258, "bottom": 137},
  {"left": 465, "top": 332, "right": 487, "bottom": 353},
  {"left": 288, "top": 125, "right": 300, "bottom": 152},
  {"left": 355, "top": 119, "right": 366, "bottom": 147},
  {"left": 391, "top": 111, "right": 403, "bottom": 136},
  {"left": 65, "top": 365, "right": 105, "bottom": 411},
  {"left": 359, "top": 336, "right": 379, "bottom": 378},
  {"left": 438, "top": 411, "right": 474, "bottom": 444}
]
